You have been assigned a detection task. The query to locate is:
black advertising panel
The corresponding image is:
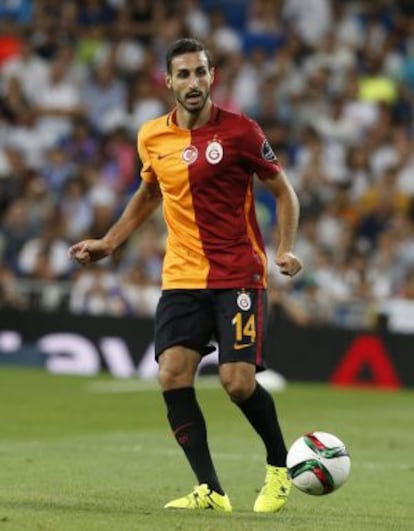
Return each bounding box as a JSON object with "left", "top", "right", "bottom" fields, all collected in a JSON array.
[{"left": 1, "top": 310, "right": 413, "bottom": 388}]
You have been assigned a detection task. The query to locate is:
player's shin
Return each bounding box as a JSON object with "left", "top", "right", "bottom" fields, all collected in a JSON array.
[
  {"left": 236, "top": 382, "right": 287, "bottom": 466},
  {"left": 163, "top": 386, "right": 224, "bottom": 495}
]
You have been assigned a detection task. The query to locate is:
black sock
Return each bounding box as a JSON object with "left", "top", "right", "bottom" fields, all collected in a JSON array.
[
  {"left": 237, "top": 383, "right": 287, "bottom": 467},
  {"left": 163, "top": 387, "right": 224, "bottom": 495}
]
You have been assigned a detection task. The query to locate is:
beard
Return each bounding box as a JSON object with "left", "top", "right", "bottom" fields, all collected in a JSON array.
[{"left": 176, "top": 89, "right": 210, "bottom": 114}]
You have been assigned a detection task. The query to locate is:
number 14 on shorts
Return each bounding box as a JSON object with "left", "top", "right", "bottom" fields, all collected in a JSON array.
[{"left": 232, "top": 312, "right": 256, "bottom": 349}]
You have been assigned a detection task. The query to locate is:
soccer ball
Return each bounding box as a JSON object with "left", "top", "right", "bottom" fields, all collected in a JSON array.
[{"left": 287, "top": 431, "right": 351, "bottom": 495}]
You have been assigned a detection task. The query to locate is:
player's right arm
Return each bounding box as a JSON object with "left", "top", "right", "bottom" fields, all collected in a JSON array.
[{"left": 68, "top": 180, "right": 162, "bottom": 266}]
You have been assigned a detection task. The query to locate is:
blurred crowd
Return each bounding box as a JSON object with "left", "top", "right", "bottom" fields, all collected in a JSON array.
[{"left": 1, "top": 0, "right": 414, "bottom": 332}]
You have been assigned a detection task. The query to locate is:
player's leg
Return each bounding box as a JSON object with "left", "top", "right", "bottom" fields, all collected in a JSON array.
[
  {"left": 219, "top": 361, "right": 288, "bottom": 467},
  {"left": 156, "top": 290, "right": 231, "bottom": 511},
  {"left": 215, "top": 288, "right": 291, "bottom": 512},
  {"left": 219, "top": 361, "right": 291, "bottom": 512},
  {"left": 159, "top": 345, "right": 224, "bottom": 495}
]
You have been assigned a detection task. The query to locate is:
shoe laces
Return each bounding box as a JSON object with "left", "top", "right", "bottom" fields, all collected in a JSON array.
[
  {"left": 192, "top": 484, "right": 214, "bottom": 509},
  {"left": 261, "top": 468, "right": 289, "bottom": 498}
]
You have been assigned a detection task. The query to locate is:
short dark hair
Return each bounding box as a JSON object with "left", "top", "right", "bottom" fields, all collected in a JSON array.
[{"left": 166, "top": 38, "right": 212, "bottom": 74}]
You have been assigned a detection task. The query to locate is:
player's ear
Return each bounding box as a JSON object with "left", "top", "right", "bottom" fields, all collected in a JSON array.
[
  {"left": 165, "top": 74, "right": 172, "bottom": 90},
  {"left": 210, "top": 67, "right": 215, "bottom": 84}
]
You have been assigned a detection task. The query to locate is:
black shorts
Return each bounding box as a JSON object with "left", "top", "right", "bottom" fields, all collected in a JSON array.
[{"left": 154, "top": 288, "right": 268, "bottom": 371}]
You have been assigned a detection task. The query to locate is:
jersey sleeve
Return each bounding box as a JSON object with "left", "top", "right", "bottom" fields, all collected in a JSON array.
[
  {"left": 240, "top": 117, "right": 282, "bottom": 180},
  {"left": 137, "top": 127, "right": 157, "bottom": 183}
]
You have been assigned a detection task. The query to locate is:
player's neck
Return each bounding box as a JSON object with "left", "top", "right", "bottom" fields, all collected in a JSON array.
[{"left": 176, "top": 99, "right": 213, "bottom": 130}]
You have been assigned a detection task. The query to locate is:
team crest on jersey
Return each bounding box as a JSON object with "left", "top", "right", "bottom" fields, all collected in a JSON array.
[
  {"left": 182, "top": 145, "right": 198, "bottom": 164},
  {"left": 261, "top": 139, "right": 277, "bottom": 161},
  {"left": 205, "top": 140, "right": 223, "bottom": 165},
  {"left": 237, "top": 291, "right": 252, "bottom": 311}
]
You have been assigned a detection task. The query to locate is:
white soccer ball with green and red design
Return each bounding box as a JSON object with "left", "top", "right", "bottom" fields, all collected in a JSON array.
[{"left": 287, "top": 431, "right": 351, "bottom": 495}]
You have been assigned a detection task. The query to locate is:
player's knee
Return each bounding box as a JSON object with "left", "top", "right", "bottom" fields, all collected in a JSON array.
[
  {"left": 158, "top": 348, "right": 198, "bottom": 390},
  {"left": 220, "top": 363, "right": 256, "bottom": 403},
  {"left": 158, "top": 364, "right": 189, "bottom": 389},
  {"left": 221, "top": 374, "right": 255, "bottom": 403}
]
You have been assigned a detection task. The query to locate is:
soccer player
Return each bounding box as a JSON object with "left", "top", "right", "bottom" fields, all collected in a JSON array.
[{"left": 69, "top": 38, "right": 303, "bottom": 513}]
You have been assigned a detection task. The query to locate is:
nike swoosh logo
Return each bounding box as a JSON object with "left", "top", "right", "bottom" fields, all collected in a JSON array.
[
  {"left": 233, "top": 343, "right": 254, "bottom": 350},
  {"left": 157, "top": 149, "right": 182, "bottom": 160}
]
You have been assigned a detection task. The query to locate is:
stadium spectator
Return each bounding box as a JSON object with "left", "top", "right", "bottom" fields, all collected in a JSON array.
[
  {"left": 127, "top": 74, "right": 166, "bottom": 135},
  {"left": 40, "top": 145, "right": 77, "bottom": 198},
  {"left": 82, "top": 60, "right": 127, "bottom": 134},
  {"left": 0, "top": 197, "right": 35, "bottom": 273},
  {"left": 59, "top": 176, "right": 94, "bottom": 242},
  {"left": 60, "top": 117, "right": 99, "bottom": 165},
  {"left": 126, "top": 0, "right": 165, "bottom": 45},
  {"left": 381, "top": 268, "right": 414, "bottom": 333},
  {"left": 17, "top": 220, "right": 71, "bottom": 280},
  {"left": 0, "top": 263, "right": 26, "bottom": 309},
  {"left": 1, "top": 34, "right": 49, "bottom": 104},
  {"left": 119, "top": 260, "right": 161, "bottom": 316},
  {"left": 20, "top": 173, "right": 55, "bottom": 232},
  {"left": 282, "top": 0, "right": 333, "bottom": 47},
  {"left": 69, "top": 264, "right": 129, "bottom": 316},
  {"left": 33, "top": 57, "right": 83, "bottom": 146},
  {"left": 179, "top": 0, "right": 210, "bottom": 40},
  {"left": 209, "top": 7, "right": 242, "bottom": 56}
]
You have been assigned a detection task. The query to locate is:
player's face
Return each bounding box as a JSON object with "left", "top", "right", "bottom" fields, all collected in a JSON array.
[{"left": 166, "top": 51, "right": 214, "bottom": 114}]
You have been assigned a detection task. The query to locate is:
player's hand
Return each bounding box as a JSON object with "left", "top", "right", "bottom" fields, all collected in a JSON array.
[
  {"left": 68, "top": 239, "right": 113, "bottom": 266},
  {"left": 275, "top": 251, "right": 303, "bottom": 277}
]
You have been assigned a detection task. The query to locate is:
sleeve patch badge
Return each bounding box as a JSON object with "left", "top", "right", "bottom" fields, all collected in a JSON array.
[{"left": 261, "top": 139, "right": 277, "bottom": 161}]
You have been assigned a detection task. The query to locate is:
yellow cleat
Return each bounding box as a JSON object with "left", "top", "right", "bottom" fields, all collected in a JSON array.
[
  {"left": 164, "top": 483, "right": 232, "bottom": 512},
  {"left": 253, "top": 465, "right": 291, "bottom": 513}
]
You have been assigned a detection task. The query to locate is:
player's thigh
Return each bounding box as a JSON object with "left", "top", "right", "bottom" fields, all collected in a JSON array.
[
  {"left": 214, "top": 288, "right": 268, "bottom": 370},
  {"left": 154, "top": 289, "right": 215, "bottom": 361}
]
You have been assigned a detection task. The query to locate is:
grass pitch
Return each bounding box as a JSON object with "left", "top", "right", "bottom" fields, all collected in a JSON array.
[{"left": 0, "top": 368, "right": 413, "bottom": 531}]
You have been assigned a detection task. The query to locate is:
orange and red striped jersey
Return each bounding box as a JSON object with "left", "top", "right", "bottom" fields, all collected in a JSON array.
[{"left": 137, "top": 105, "right": 281, "bottom": 290}]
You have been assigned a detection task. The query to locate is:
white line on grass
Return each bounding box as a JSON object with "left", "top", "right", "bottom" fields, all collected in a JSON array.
[
  {"left": 87, "top": 377, "right": 221, "bottom": 393},
  {"left": 0, "top": 436, "right": 411, "bottom": 471},
  {"left": 132, "top": 447, "right": 413, "bottom": 470}
]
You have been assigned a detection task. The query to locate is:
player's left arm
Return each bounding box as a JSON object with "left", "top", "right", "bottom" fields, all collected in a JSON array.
[
  {"left": 264, "top": 169, "right": 303, "bottom": 277},
  {"left": 239, "top": 116, "right": 302, "bottom": 276}
]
